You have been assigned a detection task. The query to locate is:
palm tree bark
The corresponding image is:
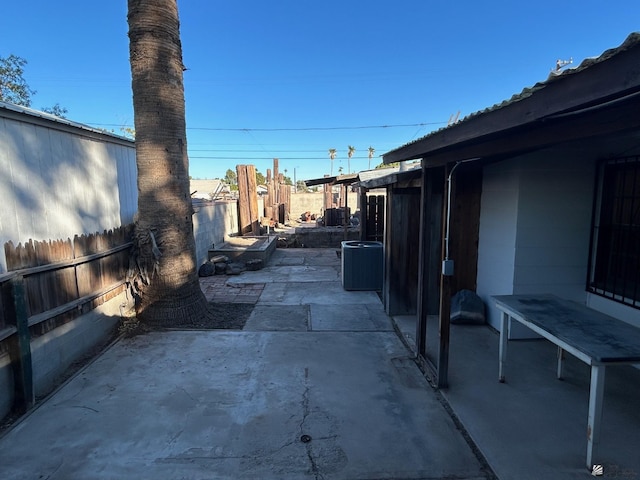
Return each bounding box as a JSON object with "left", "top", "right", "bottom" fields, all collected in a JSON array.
[{"left": 127, "top": 0, "right": 211, "bottom": 325}]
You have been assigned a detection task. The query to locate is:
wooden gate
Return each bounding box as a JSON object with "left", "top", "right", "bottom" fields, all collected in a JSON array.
[{"left": 365, "top": 195, "right": 385, "bottom": 241}]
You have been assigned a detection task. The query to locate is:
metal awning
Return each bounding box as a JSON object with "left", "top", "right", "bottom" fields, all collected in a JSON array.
[{"left": 303, "top": 173, "right": 357, "bottom": 187}]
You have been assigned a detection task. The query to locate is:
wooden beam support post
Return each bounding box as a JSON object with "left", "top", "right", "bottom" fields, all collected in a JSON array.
[
  {"left": 359, "top": 188, "right": 368, "bottom": 241},
  {"left": 2, "top": 276, "right": 34, "bottom": 413},
  {"left": 343, "top": 184, "right": 349, "bottom": 240},
  {"left": 436, "top": 163, "right": 454, "bottom": 388},
  {"left": 236, "top": 165, "right": 260, "bottom": 236},
  {"left": 416, "top": 162, "right": 431, "bottom": 361}
]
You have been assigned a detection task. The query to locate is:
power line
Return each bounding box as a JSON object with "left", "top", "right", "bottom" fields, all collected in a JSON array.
[
  {"left": 188, "top": 122, "right": 444, "bottom": 132},
  {"left": 85, "top": 121, "right": 445, "bottom": 132},
  {"left": 190, "top": 156, "right": 381, "bottom": 161},
  {"left": 188, "top": 148, "right": 388, "bottom": 153}
]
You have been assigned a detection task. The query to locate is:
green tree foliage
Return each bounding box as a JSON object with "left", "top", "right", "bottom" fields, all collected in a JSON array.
[
  {"left": 41, "top": 103, "right": 68, "bottom": 119},
  {"left": 296, "top": 180, "right": 309, "bottom": 192},
  {"left": 368, "top": 146, "right": 375, "bottom": 169},
  {"left": 347, "top": 145, "right": 355, "bottom": 173},
  {"left": 120, "top": 126, "right": 136, "bottom": 139},
  {"left": 255, "top": 170, "right": 265, "bottom": 185},
  {"left": 0, "top": 54, "right": 36, "bottom": 106},
  {"left": 224, "top": 168, "right": 237, "bottom": 186},
  {"left": 328, "top": 148, "right": 337, "bottom": 175},
  {"left": 0, "top": 54, "right": 69, "bottom": 117},
  {"left": 376, "top": 161, "right": 398, "bottom": 169}
]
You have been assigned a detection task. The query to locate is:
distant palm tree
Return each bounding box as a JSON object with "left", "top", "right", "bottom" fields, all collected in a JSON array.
[
  {"left": 328, "top": 148, "right": 337, "bottom": 175},
  {"left": 368, "top": 146, "right": 375, "bottom": 169},
  {"left": 347, "top": 145, "right": 355, "bottom": 173}
]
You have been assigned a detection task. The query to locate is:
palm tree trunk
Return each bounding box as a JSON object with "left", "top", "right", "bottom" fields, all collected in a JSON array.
[{"left": 127, "top": 0, "right": 212, "bottom": 326}]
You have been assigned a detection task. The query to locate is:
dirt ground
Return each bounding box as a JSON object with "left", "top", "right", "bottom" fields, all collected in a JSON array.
[{"left": 193, "top": 302, "right": 254, "bottom": 330}]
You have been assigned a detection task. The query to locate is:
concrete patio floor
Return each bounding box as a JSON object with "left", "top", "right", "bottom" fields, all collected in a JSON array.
[
  {"left": 395, "top": 314, "right": 640, "bottom": 479},
  {"left": 3, "top": 246, "right": 637, "bottom": 479},
  {"left": 0, "top": 248, "right": 491, "bottom": 480}
]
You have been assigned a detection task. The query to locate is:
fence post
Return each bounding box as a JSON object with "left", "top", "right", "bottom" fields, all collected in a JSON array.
[{"left": 1, "top": 276, "right": 34, "bottom": 413}]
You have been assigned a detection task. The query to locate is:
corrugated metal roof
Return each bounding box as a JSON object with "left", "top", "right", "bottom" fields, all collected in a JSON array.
[
  {"left": 0, "top": 100, "right": 134, "bottom": 142},
  {"left": 357, "top": 163, "right": 419, "bottom": 181},
  {"left": 384, "top": 32, "right": 640, "bottom": 160},
  {"left": 190, "top": 179, "right": 230, "bottom": 198},
  {"left": 358, "top": 166, "right": 422, "bottom": 189},
  {"left": 304, "top": 165, "right": 419, "bottom": 187}
]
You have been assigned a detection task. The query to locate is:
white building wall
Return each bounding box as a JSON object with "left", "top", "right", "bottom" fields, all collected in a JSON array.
[
  {"left": 192, "top": 200, "right": 239, "bottom": 266},
  {"left": 477, "top": 150, "right": 596, "bottom": 336},
  {"left": 0, "top": 106, "right": 137, "bottom": 273},
  {"left": 476, "top": 162, "right": 519, "bottom": 331},
  {"left": 513, "top": 154, "right": 594, "bottom": 299}
]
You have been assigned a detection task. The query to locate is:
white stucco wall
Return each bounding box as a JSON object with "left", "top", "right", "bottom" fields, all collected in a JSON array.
[
  {"left": 476, "top": 150, "right": 596, "bottom": 337},
  {"left": 475, "top": 161, "right": 519, "bottom": 330},
  {"left": 0, "top": 106, "right": 137, "bottom": 273},
  {"left": 192, "top": 200, "right": 239, "bottom": 266}
]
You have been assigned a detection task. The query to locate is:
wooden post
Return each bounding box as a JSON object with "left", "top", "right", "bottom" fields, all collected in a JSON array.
[
  {"left": 236, "top": 165, "right": 260, "bottom": 236},
  {"left": 343, "top": 184, "right": 348, "bottom": 240},
  {"left": 323, "top": 176, "right": 332, "bottom": 210},
  {"left": 416, "top": 164, "right": 430, "bottom": 362},
  {"left": 359, "top": 188, "right": 368, "bottom": 241},
  {"left": 279, "top": 184, "right": 289, "bottom": 223},
  {"left": 2, "top": 276, "right": 34, "bottom": 413},
  {"left": 437, "top": 164, "right": 454, "bottom": 388}
]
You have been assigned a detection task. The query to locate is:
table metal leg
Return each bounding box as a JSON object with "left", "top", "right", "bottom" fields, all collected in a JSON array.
[
  {"left": 556, "top": 346, "right": 564, "bottom": 380},
  {"left": 499, "top": 312, "right": 509, "bottom": 382},
  {"left": 586, "top": 365, "right": 606, "bottom": 470}
]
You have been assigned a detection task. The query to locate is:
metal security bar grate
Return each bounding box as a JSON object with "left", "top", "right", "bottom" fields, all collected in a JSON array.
[{"left": 589, "top": 156, "right": 640, "bottom": 308}]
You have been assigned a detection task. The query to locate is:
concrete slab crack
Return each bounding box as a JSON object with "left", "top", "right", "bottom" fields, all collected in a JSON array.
[{"left": 299, "top": 366, "right": 326, "bottom": 480}]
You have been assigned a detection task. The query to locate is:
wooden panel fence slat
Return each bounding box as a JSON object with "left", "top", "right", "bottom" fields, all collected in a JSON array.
[
  {"left": 0, "top": 225, "right": 132, "bottom": 414},
  {"left": 2, "top": 226, "right": 132, "bottom": 334}
]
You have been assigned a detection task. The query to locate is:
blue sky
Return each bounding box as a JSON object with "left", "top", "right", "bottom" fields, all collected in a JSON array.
[{"left": 1, "top": 1, "right": 638, "bottom": 182}]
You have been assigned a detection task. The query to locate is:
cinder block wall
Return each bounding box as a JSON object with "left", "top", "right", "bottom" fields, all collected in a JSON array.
[
  {"left": 290, "top": 192, "right": 359, "bottom": 220},
  {"left": 192, "top": 200, "right": 239, "bottom": 266}
]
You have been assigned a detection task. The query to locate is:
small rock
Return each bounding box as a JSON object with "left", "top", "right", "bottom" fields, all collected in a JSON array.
[
  {"left": 225, "top": 262, "right": 245, "bottom": 275},
  {"left": 198, "top": 262, "right": 215, "bottom": 277},
  {"left": 245, "top": 259, "right": 263, "bottom": 271},
  {"left": 214, "top": 262, "right": 227, "bottom": 274}
]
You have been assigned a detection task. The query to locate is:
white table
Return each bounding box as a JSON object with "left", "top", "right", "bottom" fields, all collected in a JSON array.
[{"left": 492, "top": 294, "right": 640, "bottom": 469}]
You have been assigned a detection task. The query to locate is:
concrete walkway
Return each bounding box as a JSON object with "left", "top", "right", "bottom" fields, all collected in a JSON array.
[{"left": 0, "top": 248, "right": 491, "bottom": 480}]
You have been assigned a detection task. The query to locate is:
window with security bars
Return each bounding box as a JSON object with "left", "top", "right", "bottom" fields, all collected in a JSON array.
[{"left": 589, "top": 156, "right": 640, "bottom": 308}]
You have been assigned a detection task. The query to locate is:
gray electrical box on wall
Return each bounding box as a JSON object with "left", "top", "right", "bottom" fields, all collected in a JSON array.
[
  {"left": 341, "top": 241, "right": 383, "bottom": 291},
  {"left": 442, "top": 259, "right": 454, "bottom": 276}
]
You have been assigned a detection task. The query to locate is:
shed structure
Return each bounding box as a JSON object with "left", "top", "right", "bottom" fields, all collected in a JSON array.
[{"left": 383, "top": 32, "right": 640, "bottom": 388}]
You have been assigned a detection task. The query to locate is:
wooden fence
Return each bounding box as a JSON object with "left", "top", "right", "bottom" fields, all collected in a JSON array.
[
  {"left": 0, "top": 225, "right": 133, "bottom": 413},
  {"left": 365, "top": 195, "right": 385, "bottom": 242}
]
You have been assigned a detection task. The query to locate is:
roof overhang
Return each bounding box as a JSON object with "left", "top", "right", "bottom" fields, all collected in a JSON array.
[
  {"left": 304, "top": 173, "right": 358, "bottom": 187},
  {"left": 383, "top": 33, "right": 640, "bottom": 168},
  {"left": 358, "top": 167, "right": 421, "bottom": 189}
]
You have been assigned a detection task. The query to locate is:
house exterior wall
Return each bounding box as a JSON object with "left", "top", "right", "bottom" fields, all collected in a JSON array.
[
  {"left": 586, "top": 294, "right": 640, "bottom": 328},
  {"left": 192, "top": 200, "right": 239, "bottom": 266},
  {"left": 513, "top": 154, "right": 594, "bottom": 298},
  {"left": 476, "top": 162, "right": 519, "bottom": 330},
  {"left": 0, "top": 108, "right": 137, "bottom": 273},
  {"left": 477, "top": 151, "right": 595, "bottom": 336}
]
